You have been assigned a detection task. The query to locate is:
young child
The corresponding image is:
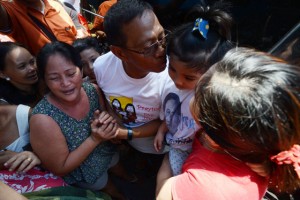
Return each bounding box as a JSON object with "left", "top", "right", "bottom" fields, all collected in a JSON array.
[
  {"left": 154, "top": 3, "right": 233, "bottom": 175},
  {"left": 73, "top": 37, "right": 108, "bottom": 83},
  {"left": 157, "top": 47, "right": 300, "bottom": 199}
]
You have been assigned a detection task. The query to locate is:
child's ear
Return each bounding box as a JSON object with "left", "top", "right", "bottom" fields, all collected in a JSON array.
[{"left": 110, "top": 45, "right": 129, "bottom": 62}]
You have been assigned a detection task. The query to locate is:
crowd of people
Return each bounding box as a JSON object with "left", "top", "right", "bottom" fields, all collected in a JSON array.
[{"left": 0, "top": 0, "right": 300, "bottom": 200}]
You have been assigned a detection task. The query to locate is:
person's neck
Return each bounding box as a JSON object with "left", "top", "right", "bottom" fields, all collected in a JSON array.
[
  {"left": 122, "top": 61, "right": 148, "bottom": 79},
  {"left": 13, "top": 84, "right": 35, "bottom": 95}
]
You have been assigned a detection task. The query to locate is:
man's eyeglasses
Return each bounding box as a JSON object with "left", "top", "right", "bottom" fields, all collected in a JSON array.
[{"left": 122, "top": 30, "right": 171, "bottom": 57}]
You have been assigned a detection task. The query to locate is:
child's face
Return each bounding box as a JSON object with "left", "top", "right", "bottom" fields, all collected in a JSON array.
[
  {"left": 80, "top": 48, "right": 101, "bottom": 80},
  {"left": 168, "top": 56, "right": 202, "bottom": 90}
]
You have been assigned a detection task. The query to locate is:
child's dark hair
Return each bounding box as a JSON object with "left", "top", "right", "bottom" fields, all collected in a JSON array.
[
  {"left": 192, "top": 47, "right": 300, "bottom": 193},
  {"left": 37, "top": 41, "right": 82, "bottom": 80},
  {"left": 104, "top": 0, "right": 153, "bottom": 46},
  {"left": 167, "top": 2, "right": 234, "bottom": 74},
  {"left": 73, "top": 37, "right": 109, "bottom": 54}
]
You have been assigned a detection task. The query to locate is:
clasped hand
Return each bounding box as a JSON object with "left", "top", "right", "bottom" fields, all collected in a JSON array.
[{"left": 91, "top": 110, "right": 118, "bottom": 142}]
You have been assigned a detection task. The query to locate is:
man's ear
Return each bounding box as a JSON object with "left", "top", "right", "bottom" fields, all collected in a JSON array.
[{"left": 110, "top": 45, "right": 129, "bottom": 62}]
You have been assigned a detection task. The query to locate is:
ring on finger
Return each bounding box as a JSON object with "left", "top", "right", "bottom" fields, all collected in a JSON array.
[{"left": 26, "top": 157, "right": 32, "bottom": 162}]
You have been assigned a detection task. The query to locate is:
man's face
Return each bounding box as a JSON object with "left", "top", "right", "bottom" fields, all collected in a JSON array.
[{"left": 120, "top": 10, "right": 167, "bottom": 78}]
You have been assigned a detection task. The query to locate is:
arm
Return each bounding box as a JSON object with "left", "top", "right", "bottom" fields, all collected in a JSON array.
[
  {"left": 93, "top": 84, "right": 163, "bottom": 140},
  {"left": 154, "top": 120, "right": 168, "bottom": 152},
  {"left": 116, "top": 119, "right": 162, "bottom": 140},
  {"left": 0, "top": 3, "right": 10, "bottom": 31},
  {"left": 62, "top": 3, "right": 89, "bottom": 38},
  {"left": 0, "top": 181, "right": 27, "bottom": 200},
  {"left": 30, "top": 111, "right": 117, "bottom": 176},
  {"left": 156, "top": 154, "right": 173, "bottom": 200}
]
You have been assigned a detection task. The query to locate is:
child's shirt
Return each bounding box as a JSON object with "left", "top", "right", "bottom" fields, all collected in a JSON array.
[{"left": 160, "top": 75, "right": 200, "bottom": 151}]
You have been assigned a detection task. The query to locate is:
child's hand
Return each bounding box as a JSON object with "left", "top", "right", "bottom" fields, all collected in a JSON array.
[{"left": 154, "top": 131, "right": 165, "bottom": 152}]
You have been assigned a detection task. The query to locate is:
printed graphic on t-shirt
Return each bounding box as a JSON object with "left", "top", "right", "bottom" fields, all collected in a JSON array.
[
  {"left": 109, "top": 96, "right": 137, "bottom": 125},
  {"left": 163, "top": 92, "right": 196, "bottom": 145}
]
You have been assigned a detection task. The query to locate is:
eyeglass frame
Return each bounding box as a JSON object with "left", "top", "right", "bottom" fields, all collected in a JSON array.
[{"left": 119, "top": 29, "right": 171, "bottom": 57}]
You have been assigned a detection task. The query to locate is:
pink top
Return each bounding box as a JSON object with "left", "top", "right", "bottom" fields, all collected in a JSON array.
[{"left": 172, "top": 138, "right": 268, "bottom": 200}]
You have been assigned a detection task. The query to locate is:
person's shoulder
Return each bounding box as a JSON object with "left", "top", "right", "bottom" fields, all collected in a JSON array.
[{"left": 94, "top": 51, "right": 118, "bottom": 69}]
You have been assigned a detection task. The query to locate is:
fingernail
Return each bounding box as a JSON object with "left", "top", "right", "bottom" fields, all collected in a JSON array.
[{"left": 4, "top": 163, "right": 7, "bottom": 166}]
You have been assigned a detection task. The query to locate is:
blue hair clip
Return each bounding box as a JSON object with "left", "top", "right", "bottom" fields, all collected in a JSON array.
[{"left": 192, "top": 18, "right": 209, "bottom": 39}]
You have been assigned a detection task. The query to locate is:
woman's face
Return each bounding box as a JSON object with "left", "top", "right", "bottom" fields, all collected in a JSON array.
[
  {"left": 168, "top": 55, "right": 202, "bottom": 90},
  {"left": 1, "top": 47, "right": 38, "bottom": 89},
  {"left": 80, "top": 48, "right": 100, "bottom": 80},
  {"left": 44, "top": 53, "right": 83, "bottom": 103}
]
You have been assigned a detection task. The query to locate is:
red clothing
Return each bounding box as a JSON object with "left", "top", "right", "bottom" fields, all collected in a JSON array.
[
  {"left": 172, "top": 138, "right": 268, "bottom": 200},
  {"left": 0, "top": 0, "right": 77, "bottom": 55}
]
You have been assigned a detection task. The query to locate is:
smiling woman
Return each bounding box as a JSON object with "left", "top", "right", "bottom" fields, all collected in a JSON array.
[{"left": 0, "top": 42, "right": 41, "bottom": 107}]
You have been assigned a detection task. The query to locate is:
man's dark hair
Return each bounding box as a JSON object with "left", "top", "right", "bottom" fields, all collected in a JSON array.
[{"left": 104, "top": 0, "right": 153, "bottom": 46}]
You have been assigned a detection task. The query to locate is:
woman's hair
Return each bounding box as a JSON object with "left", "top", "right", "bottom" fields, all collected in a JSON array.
[
  {"left": 192, "top": 47, "right": 300, "bottom": 192},
  {"left": 36, "top": 41, "right": 82, "bottom": 80},
  {"left": 73, "top": 36, "right": 109, "bottom": 54},
  {"left": 104, "top": 0, "right": 153, "bottom": 46},
  {"left": 0, "top": 42, "right": 39, "bottom": 105},
  {"left": 167, "top": 2, "right": 234, "bottom": 74},
  {"left": 0, "top": 42, "right": 25, "bottom": 71}
]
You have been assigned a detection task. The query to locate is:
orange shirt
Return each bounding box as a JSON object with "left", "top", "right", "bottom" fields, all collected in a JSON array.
[
  {"left": 92, "top": 0, "right": 117, "bottom": 32},
  {"left": 0, "top": 0, "right": 77, "bottom": 55}
]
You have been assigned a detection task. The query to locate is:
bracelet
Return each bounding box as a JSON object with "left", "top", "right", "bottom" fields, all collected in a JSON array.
[
  {"left": 0, "top": 149, "right": 7, "bottom": 152},
  {"left": 127, "top": 127, "right": 133, "bottom": 140}
]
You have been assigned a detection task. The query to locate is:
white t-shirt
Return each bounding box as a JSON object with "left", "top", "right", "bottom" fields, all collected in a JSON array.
[
  {"left": 6, "top": 104, "right": 30, "bottom": 152},
  {"left": 160, "top": 75, "right": 200, "bottom": 151},
  {"left": 94, "top": 52, "right": 168, "bottom": 154}
]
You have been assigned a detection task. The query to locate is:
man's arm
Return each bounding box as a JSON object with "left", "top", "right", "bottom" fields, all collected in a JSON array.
[{"left": 0, "top": 3, "right": 11, "bottom": 31}]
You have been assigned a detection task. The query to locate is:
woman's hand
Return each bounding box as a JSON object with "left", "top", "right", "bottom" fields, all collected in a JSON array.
[
  {"left": 91, "top": 110, "right": 118, "bottom": 142},
  {"left": 4, "top": 151, "right": 41, "bottom": 173}
]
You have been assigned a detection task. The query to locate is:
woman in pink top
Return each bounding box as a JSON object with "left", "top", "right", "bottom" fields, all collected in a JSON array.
[{"left": 156, "top": 47, "right": 300, "bottom": 199}]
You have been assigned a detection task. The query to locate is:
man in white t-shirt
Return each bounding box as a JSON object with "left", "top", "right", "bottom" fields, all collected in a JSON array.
[{"left": 94, "top": 0, "right": 168, "bottom": 154}]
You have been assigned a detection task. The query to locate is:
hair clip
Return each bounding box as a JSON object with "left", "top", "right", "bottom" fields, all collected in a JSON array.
[{"left": 192, "top": 18, "right": 209, "bottom": 39}]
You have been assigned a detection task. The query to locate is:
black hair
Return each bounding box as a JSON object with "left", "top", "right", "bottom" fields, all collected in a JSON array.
[
  {"left": 167, "top": 2, "right": 234, "bottom": 74},
  {"left": 0, "top": 42, "right": 40, "bottom": 106},
  {"left": 193, "top": 47, "right": 300, "bottom": 192},
  {"left": 103, "top": 0, "right": 153, "bottom": 46},
  {"left": 37, "top": 41, "right": 82, "bottom": 80},
  {"left": 73, "top": 36, "right": 109, "bottom": 54},
  {"left": 0, "top": 42, "right": 25, "bottom": 71}
]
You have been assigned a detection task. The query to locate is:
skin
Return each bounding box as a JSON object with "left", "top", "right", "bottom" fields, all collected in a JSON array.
[
  {"left": 30, "top": 53, "right": 118, "bottom": 176},
  {"left": 110, "top": 10, "right": 167, "bottom": 79},
  {"left": 156, "top": 98, "right": 270, "bottom": 199},
  {"left": 79, "top": 48, "right": 100, "bottom": 82},
  {"left": 0, "top": 47, "right": 38, "bottom": 93},
  {"left": 168, "top": 56, "right": 202, "bottom": 90},
  {"left": 0, "top": 181, "right": 27, "bottom": 200},
  {"left": 154, "top": 57, "right": 202, "bottom": 152}
]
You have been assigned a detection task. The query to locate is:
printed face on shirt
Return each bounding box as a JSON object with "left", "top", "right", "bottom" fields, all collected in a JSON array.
[
  {"left": 44, "top": 53, "right": 83, "bottom": 103},
  {"left": 164, "top": 95, "right": 181, "bottom": 134},
  {"left": 79, "top": 48, "right": 100, "bottom": 81},
  {"left": 2, "top": 47, "right": 38, "bottom": 89},
  {"left": 120, "top": 10, "right": 167, "bottom": 77},
  {"left": 168, "top": 55, "right": 202, "bottom": 90}
]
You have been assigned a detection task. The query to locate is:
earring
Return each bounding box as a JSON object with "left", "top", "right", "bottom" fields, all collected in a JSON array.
[{"left": 5, "top": 77, "right": 10, "bottom": 81}]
